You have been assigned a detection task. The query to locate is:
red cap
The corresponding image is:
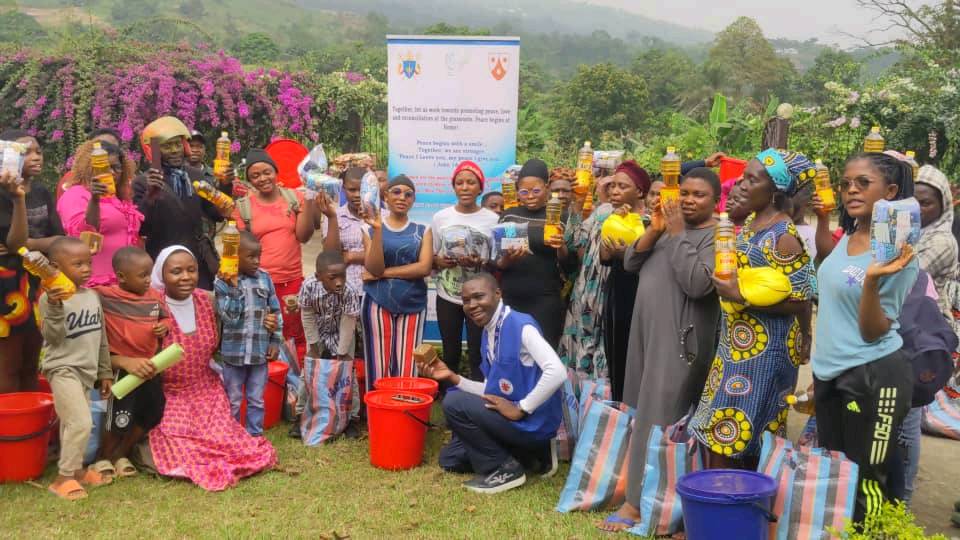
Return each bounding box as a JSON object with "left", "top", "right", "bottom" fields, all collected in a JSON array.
[{"left": 451, "top": 160, "right": 485, "bottom": 191}]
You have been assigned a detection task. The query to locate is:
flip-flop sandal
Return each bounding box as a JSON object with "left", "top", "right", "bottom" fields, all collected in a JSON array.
[
  {"left": 48, "top": 479, "right": 87, "bottom": 501},
  {"left": 78, "top": 468, "right": 113, "bottom": 488},
  {"left": 597, "top": 513, "right": 637, "bottom": 533},
  {"left": 114, "top": 457, "right": 137, "bottom": 478},
  {"left": 91, "top": 459, "right": 116, "bottom": 480}
]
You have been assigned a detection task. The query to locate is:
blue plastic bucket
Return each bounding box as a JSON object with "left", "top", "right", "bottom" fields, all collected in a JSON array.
[{"left": 677, "top": 469, "right": 778, "bottom": 540}]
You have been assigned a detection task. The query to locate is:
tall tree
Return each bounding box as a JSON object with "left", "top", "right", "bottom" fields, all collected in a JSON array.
[
  {"left": 855, "top": 0, "right": 960, "bottom": 52},
  {"left": 795, "top": 49, "right": 862, "bottom": 103},
  {"left": 631, "top": 47, "right": 702, "bottom": 110},
  {"left": 705, "top": 17, "right": 796, "bottom": 100},
  {"left": 552, "top": 63, "right": 649, "bottom": 146}
]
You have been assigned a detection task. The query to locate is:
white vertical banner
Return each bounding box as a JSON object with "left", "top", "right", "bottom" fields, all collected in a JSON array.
[{"left": 387, "top": 35, "right": 520, "bottom": 225}]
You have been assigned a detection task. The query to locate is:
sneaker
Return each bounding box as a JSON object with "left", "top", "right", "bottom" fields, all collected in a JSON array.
[
  {"left": 287, "top": 416, "right": 301, "bottom": 439},
  {"left": 463, "top": 458, "right": 526, "bottom": 494},
  {"left": 538, "top": 439, "right": 559, "bottom": 479}
]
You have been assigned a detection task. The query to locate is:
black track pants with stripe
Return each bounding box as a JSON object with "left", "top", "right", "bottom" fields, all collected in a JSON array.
[{"left": 814, "top": 349, "right": 913, "bottom": 522}]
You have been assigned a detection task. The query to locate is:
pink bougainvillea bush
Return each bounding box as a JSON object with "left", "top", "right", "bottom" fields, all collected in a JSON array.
[{"left": 0, "top": 42, "right": 385, "bottom": 177}]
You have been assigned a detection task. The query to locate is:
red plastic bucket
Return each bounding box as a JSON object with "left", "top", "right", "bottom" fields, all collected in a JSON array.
[
  {"left": 364, "top": 389, "right": 433, "bottom": 470},
  {"left": 239, "top": 361, "right": 290, "bottom": 430},
  {"left": 374, "top": 377, "right": 439, "bottom": 398},
  {"left": 0, "top": 392, "right": 56, "bottom": 482},
  {"left": 719, "top": 157, "right": 748, "bottom": 182}
]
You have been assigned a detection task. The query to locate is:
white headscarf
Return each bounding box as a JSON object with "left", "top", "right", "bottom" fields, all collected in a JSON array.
[{"left": 151, "top": 245, "right": 197, "bottom": 333}]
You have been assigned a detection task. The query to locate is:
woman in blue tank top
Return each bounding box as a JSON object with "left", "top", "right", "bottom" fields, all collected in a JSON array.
[{"left": 360, "top": 175, "right": 433, "bottom": 390}]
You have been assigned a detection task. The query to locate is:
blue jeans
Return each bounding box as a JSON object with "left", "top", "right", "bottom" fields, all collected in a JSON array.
[
  {"left": 222, "top": 363, "right": 269, "bottom": 436},
  {"left": 898, "top": 406, "right": 923, "bottom": 504}
]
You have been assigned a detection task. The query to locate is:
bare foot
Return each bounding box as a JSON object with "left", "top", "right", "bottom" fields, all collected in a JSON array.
[{"left": 597, "top": 502, "right": 642, "bottom": 532}]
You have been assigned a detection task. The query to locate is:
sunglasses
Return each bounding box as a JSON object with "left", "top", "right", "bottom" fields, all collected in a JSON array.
[
  {"left": 389, "top": 188, "right": 415, "bottom": 199},
  {"left": 838, "top": 178, "right": 875, "bottom": 192},
  {"left": 518, "top": 188, "right": 544, "bottom": 197}
]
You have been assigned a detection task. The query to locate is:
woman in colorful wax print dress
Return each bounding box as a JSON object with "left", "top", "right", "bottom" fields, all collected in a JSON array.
[{"left": 690, "top": 149, "right": 815, "bottom": 468}]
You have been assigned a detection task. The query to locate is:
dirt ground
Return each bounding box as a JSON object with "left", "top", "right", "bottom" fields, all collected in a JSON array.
[{"left": 300, "top": 234, "right": 960, "bottom": 538}]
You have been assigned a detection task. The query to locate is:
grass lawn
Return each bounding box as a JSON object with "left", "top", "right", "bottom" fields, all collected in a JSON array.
[{"left": 0, "top": 406, "right": 627, "bottom": 539}]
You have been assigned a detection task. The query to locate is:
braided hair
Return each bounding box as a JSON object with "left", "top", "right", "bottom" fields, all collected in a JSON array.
[{"left": 839, "top": 152, "right": 915, "bottom": 234}]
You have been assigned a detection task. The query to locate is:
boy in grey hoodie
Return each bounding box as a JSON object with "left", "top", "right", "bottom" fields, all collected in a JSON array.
[{"left": 39, "top": 237, "right": 113, "bottom": 500}]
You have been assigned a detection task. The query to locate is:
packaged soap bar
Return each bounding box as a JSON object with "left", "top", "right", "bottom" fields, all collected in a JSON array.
[
  {"left": 0, "top": 140, "right": 26, "bottom": 178},
  {"left": 491, "top": 222, "right": 529, "bottom": 255},
  {"left": 440, "top": 225, "right": 491, "bottom": 260},
  {"left": 593, "top": 150, "right": 624, "bottom": 176},
  {"left": 871, "top": 197, "right": 920, "bottom": 264}
]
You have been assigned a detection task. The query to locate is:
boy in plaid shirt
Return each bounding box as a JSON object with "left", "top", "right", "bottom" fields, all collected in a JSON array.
[{"left": 214, "top": 231, "right": 282, "bottom": 436}]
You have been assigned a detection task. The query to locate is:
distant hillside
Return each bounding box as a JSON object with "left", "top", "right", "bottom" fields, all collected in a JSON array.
[{"left": 297, "top": 0, "right": 712, "bottom": 45}]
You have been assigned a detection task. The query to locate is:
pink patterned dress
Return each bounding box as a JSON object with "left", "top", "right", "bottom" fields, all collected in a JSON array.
[{"left": 149, "top": 290, "right": 277, "bottom": 491}]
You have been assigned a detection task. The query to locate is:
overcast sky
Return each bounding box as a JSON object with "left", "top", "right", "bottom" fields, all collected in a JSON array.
[{"left": 588, "top": 0, "right": 927, "bottom": 47}]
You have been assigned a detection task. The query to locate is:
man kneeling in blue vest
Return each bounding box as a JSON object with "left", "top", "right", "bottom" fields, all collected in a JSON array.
[{"left": 418, "top": 273, "right": 565, "bottom": 494}]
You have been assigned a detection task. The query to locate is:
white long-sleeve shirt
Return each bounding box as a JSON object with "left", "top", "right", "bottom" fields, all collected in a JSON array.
[{"left": 457, "top": 302, "right": 565, "bottom": 414}]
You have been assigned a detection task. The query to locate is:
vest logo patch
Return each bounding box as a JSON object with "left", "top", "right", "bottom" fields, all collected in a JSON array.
[{"left": 498, "top": 378, "right": 514, "bottom": 395}]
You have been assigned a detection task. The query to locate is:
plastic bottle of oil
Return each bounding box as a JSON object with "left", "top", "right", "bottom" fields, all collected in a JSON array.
[
  {"left": 219, "top": 221, "right": 240, "bottom": 278},
  {"left": 90, "top": 141, "right": 115, "bottom": 197},
  {"left": 19, "top": 247, "right": 76, "bottom": 299},
  {"left": 814, "top": 159, "right": 836, "bottom": 213},
  {"left": 502, "top": 177, "right": 519, "bottom": 210},
  {"left": 905, "top": 150, "right": 919, "bottom": 179},
  {"left": 864, "top": 126, "right": 885, "bottom": 153},
  {"left": 214, "top": 131, "right": 231, "bottom": 179},
  {"left": 574, "top": 141, "right": 594, "bottom": 198},
  {"left": 714, "top": 212, "right": 737, "bottom": 279},
  {"left": 193, "top": 181, "right": 235, "bottom": 213},
  {"left": 786, "top": 392, "right": 816, "bottom": 415},
  {"left": 544, "top": 193, "right": 562, "bottom": 242},
  {"left": 581, "top": 191, "right": 594, "bottom": 219},
  {"left": 660, "top": 146, "right": 681, "bottom": 205}
]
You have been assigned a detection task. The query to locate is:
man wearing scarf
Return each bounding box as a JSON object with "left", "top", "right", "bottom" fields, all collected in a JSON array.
[{"left": 132, "top": 116, "right": 234, "bottom": 290}]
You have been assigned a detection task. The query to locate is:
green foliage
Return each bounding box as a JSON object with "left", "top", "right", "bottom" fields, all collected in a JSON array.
[
  {"left": 552, "top": 63, "right": 649, "bottom": 147},
  {"left": 830, "top": 501, "right": 947, "bottom": 539},
  {"left": 631, "top": 47, "right": 702, "bottom": 110},
  {"left": 231, "top": 31, "right": 280, "bottom": 64},
  {"left": 0, "top": 10, "right": 46, "bottom": 43},
  {"left": 706, "top": 17, "right": 796, "bottom": 101},
  {"left": 423, "top": 22, "right": 490, "bottom": 36},
  {"left": 111, "top": 0, "right": 157, "bottom": 24},
  {"left": 795, "top": 49, "right": 863, "bottom": 103}
]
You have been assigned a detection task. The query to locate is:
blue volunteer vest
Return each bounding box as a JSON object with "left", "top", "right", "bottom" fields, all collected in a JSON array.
[{"left": 480, "top": 308, "right": 562, "bottom": 439}]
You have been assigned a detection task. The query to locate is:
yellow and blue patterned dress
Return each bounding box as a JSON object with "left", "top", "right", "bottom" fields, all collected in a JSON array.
[{"left": 691, "top": 216, "right": 811, "bottom": 458}]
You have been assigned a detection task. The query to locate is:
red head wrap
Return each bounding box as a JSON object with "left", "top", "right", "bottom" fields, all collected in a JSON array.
[
  {"left": 614, "top": 160, "right": 651, "bottom": 195},
  {"left": 451, "top": 160, "right": 485, "bottom": 191}
]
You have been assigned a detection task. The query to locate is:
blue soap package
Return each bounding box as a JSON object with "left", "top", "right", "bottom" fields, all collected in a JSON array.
[
  {"left": 492, "top": 222, "right": 529, "bottom": 255},
  {"left": 870, "top": 197, "right": 921, "bottom": 264}
]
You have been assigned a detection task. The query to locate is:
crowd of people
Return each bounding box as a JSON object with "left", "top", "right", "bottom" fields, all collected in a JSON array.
[{"left": 0, "top": 113, "right": 957, "bottom": 532}]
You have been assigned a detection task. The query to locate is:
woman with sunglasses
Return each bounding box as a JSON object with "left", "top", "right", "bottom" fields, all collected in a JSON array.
[
  {"left": 495, "top": 159, "right": 574, "bottom": 347},
  {"left": 811, "top": 152, "right": 918, "bottom": 521},
  {"left": 360, "top": 175, "right": 433, "bottom": 390},
  {"left": 57, "top": 140, "right": 143, "bottom": 286}
]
